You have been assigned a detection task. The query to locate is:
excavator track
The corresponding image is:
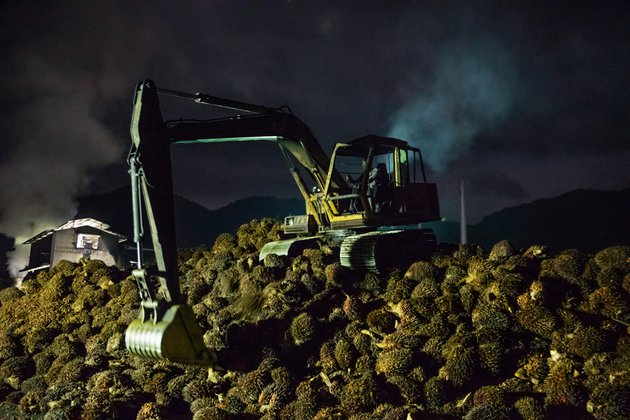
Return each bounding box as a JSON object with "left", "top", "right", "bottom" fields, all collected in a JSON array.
[
  {"left": 259, "top": 236, "right": 323, "bottom": 261},
  {"left": 340, "top": 229, "right": 436, "bottom": 273}
]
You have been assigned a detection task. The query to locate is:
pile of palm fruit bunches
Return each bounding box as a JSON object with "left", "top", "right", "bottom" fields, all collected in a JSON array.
[{"left": 0, "top": 218, "right": 629, "bottom": 419}]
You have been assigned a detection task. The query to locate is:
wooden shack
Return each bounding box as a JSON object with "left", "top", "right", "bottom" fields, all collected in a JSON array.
[{"left": 22, "top": 218, "right": 126, "bottom": 273}]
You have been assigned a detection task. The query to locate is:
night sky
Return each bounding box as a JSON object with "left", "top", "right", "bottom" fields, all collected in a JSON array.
[{"left": 1, "top": 1, "right": 629, "bottom": 273}]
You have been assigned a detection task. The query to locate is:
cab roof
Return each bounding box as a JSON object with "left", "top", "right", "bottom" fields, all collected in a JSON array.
[{"left": 337, "top": 134, "right": 416, "bottom": 156}]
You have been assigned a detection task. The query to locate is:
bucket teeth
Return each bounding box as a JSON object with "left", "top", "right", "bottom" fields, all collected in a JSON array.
[
  {"left": 125, "top": 304, "right": 215, "bottom": 365},
  {"left": 125, "top": 319, "right": 168, "bottom": 359}
]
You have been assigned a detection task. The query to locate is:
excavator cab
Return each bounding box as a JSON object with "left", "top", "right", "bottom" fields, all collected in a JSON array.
[{"left": 320, "top": 135, "right": 440, "bottom": 229}]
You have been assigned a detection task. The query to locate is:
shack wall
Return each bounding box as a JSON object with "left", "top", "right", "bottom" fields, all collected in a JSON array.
[
  {"left": 28, "top": 235, "right": 53, "bottom": 268},
  {"left": 51, "top": 227, "right": 119, "bottom": 267}
]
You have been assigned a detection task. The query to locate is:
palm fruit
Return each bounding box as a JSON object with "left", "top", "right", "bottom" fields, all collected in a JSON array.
[
  {"left": 463, "top": 402, "right": 509, "bottom": 420},
  {"left": 351, "top": 330, "right": 372, "bottom": 355},
  {"left": 387, "top": 299, "right": 422, "bottom": 331},
  {"left": 478, "top": 341, "right": 503, "bottom": 375},
  {"left": 334, "top": 336, "right": 356, "bottom": 371},
  {"left": 564, "top": 326, "right": 610, "bottom": 359},
  {"left": 585, "top": 286, "right": 630, "bottom": 322},
  {"left": 488, "top": 240, "right": 514, "bottom": 262},
  {"left": 516, "top": 301, "right": 556, "bottom": 338},
  {"left": 471, "top": 303, "right": 510, "bottom": 344},
  {"left": 516, "top": 353, "right": 549, "bottom": 386},
  {"left": 375, "top": 348, "right": 414, "bottom": 377},
  {"left": 543, "top": 353, "right": 587, "bottom": 409},
  {"left": 513, "top": 396, "right": 545, "bottom": 420},
  {"left": 1, "top": 218, "right": 629, "bottom": 418},
  {"left": 465, "top": 257, "right": 494, "bottom": 293},
  {"left": 366, "top": 308, "right": 397, "bottom": 335},
  {"left": 342, "top": 293, "right": 362, "bottom": 321},
  {"left": 594, "top": 246, "right": 630, "bottom": 271},
  {"left": 439, "top": 325, "right": 479, "bottom": 388},
  {"left": 387, "top": 374, "right": 422, "bottom": 404},
  {"left": 382, "top": 271, "right": 414, "bottom": 303},
  {"left": 289, "top": 312, "right": 315, "bottom": 346},
  {"left": 340, "top": 373, "right": 378, "bottom": 414},
  {"left": 404, "top": 260, "right": 437, "bottom": 282},
  {"left": 587, "top": 382, "right": 630, "bottom": 419},
  {"left": 424, "top": 376, "right": 448, "bottom": 411}
]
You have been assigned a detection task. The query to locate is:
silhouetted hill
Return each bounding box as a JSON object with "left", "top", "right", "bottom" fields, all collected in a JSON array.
[
  {"left": 427, "top": 188, "right": 630, "bottom": 253},
  {"left": 474, "top": 188, "right": 630, "bottom": 252},
  {"left": 4, "top": 186, "right": 623, "bottom": 274},
  {"left": 74, "top": 185, "right": 304, "bottom": 248}
]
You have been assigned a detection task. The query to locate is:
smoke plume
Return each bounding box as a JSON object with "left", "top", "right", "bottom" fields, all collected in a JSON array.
[
  {"left": 0, "top": 53, "right": 124, "bottom": 277},
  {"left": 388, "top": 41, "right": 517, "bottom": 171}
]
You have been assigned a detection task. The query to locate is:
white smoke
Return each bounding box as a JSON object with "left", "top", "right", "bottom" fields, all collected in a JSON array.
[
  {"left": 388, "top": 42, "right": 517, "bottom": 171},
  {"left": 0, "top": 53, "right": 124, "bottom": 277}
]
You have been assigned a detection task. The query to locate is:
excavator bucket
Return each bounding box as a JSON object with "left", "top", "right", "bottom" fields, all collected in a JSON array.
[{"left": 125, "top": 304, "right": 214, "bottom": 365}]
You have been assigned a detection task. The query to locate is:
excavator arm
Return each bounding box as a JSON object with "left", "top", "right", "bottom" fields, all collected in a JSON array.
[{"left": 126, "top": 81, "right": 213, "bottom": 363}]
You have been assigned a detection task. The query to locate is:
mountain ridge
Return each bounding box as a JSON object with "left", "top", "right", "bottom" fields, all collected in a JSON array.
[
  {"left": 72, "top": 185, "right": 305, "bottom": 249},
  {"left": 427, "top": 187, "right": 630, "bottom": 252},
  {"left": 1, "top": 186, "right": 628, "bottom": 279}
]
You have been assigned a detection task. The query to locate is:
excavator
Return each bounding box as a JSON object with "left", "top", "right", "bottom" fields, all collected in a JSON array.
[{"left": 125, "top": 80, "right": 440, "bottom": 364}]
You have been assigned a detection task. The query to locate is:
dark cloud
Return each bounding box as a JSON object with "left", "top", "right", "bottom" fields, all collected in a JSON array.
[
  {"left": 1, "top": 1, "right": 629, "bottom": 273},
  {"left": 387, "top": 36, "right": 519, "bottom": 170}
]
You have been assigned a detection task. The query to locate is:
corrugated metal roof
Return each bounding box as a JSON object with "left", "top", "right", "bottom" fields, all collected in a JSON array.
[
  {"left": 22, "top": 218, "right": 127, "bottom": 244},
  {"left": 19, "top": 263, "right": 51, "bottom": 273}
]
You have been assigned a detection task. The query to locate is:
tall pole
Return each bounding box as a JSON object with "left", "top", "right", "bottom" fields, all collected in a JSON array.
[{"left": 460, "top": 180, "right": 467, "bottom": 245}]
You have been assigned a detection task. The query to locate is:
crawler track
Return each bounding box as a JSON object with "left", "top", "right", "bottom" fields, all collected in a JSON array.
[{"left": 340, "top": 229, "right": 436, "bottom": 273}]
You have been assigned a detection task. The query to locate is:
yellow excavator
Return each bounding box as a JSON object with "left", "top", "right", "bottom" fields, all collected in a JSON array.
[{"left": 125, "top": 80, "right": 440, "bottom": 364}]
